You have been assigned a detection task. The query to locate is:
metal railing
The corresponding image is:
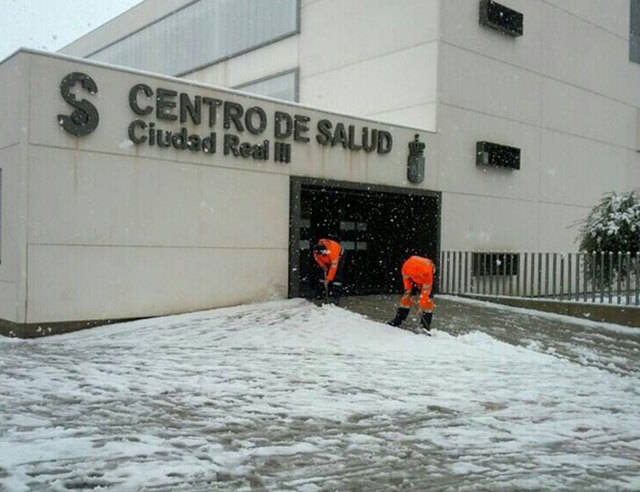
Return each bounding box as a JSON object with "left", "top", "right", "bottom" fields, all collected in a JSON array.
[{"left": 438, "top": 251, "right": 640, "bottom": 306}]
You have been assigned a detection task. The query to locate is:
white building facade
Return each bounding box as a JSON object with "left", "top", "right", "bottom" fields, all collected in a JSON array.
[
  {"left": 2, "top": 0, "right": 639, "bottom": 336},
  {"left": 61, "top": 0, "right": 640, "bottom": 252},
  {"left": 0, "top": 50, "right": 436, "bottom": 336}
]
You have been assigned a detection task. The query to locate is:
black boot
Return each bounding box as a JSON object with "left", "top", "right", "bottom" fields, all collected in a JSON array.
[
  {"left": 420, "top": 312, "right": 433, "bottom": 333},
  {"left": 330, "top": 282, "right": 343, "bottom": 305},
  {"left": 387, "top": 307, "right": 410, "bottom": 327}
]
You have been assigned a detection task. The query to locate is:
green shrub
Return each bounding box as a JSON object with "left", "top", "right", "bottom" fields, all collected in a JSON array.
[{"left": 577, "top": 191, "right": 639, "bottom": 284}]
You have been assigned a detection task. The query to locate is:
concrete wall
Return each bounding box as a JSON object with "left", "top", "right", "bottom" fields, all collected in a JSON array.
[
  {"left": 187, "top": 0, "right": 440, "bottom": 131},
  {"left": 437, "top": 0, "right": 640, "bottom": 252},
  {"left": 4, "top": 50, "right": 435, "bottom": 326},
  {"left": 186, "top": 36, "right": 299, "bottom": 90},
  {"left": 298, "top": 0, "right": 439, "bottom": 131},
  {"left": 0, "top": 54, "right": 29, "bottom": 323}
]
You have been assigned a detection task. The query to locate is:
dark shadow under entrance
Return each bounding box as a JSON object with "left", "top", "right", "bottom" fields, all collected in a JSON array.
[{"left": 289, "top": 177, "right": 441, "bottom": 298}]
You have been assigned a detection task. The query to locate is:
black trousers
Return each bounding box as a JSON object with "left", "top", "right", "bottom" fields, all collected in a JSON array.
[{"left": 318, "top": 251, "right": 347, "bottom": 301}]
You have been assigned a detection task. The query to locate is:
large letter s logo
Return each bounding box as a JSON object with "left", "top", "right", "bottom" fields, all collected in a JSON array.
[{"left": 57, "top": 72, "right": 100, "bottom": 136}]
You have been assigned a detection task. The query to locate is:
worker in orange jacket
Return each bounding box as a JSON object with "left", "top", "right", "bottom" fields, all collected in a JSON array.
[
  {"left": 388, "top": 255, "right": 435, "bottom": 334},
  {"left": 312, "top": 238, "right": 345, "bottom": 303}
]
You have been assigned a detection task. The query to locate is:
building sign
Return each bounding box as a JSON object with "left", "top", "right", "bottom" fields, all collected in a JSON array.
[
  {"left": 126, "top": 83, "right": 394, "bottom": 164},
  {"left": 57, "top": 73, "right": 395, "bottom": 166},
  {"left": 57, "top": 72, "right": 100, "bottom": 136}
]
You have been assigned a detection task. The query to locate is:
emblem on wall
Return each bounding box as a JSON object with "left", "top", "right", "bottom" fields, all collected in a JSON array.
[
  {"left": 407, "top": 134, "right": 426, "bottom": 184},
  {"left": 57, "top": 72, "right": 100, "bottom": 136}
]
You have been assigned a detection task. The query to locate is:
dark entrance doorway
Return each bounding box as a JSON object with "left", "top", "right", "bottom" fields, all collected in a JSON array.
[{"left": 289, "top": 178, "right": 441, "bottom": 298}]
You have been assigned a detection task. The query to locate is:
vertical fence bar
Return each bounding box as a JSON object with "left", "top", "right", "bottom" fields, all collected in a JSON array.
[
  {"left": 617, "top": 251, "right": 622, "bottom": 304},
  {"left": 636, "top": 251, "right": 640, "bottom": 306},
  {"left": 531, "top": 252, "right": 536, "bottom": 297},
  {"left": 451, "top": 251, "right": 456, "bottom": 294},
  {"left": 457, "top": 251, "right": 462, "bottom": 294},
  {"left": 583, "top": 253, "right": 588, "bottom": 302},
  {"left": 489, "top": 253, "right": 497, "bottom": 295},
  {"left": 445, "top": 250, "right": 449, "bottom": 295},
  {"left": 505, "top": 255, "right": 510, "bottom": 296},
  {"left": 489, "top": 253, "right": 496, "bottom": 295},
  {"left": 461, "top": 250, "right": 464, "bottom": 294},
  {"left": 599, "top": 251, "right": 604, "bottom": 303},
  {"left": 486, "top": 253, "right": 493, "bottom": 295},
  {"left": 501, "top": 253, "right": 504, "bottom": 296},
  {"left": 471, "top": 252, "right": 476, "bottom": 294},
  {"left": 592, "top": 252, "right": 597, "bottom": 302},
  {"left": 504, "top": 254, "right": 508, "bottom": 296},
  {"left": 446, "top": 250, "right": 451, "bottom": 294},
  {"left": 512, "top": 254, "right": 517, "bottom": 296},
  {"left": 458, "top": 251, "right": 462, "bottom": 294},
  {"left": 496, "top": 254, "right": 500, "bottom": 296},
  {"left": 516, "top": 253, "right": 521, "bottom": 296},
  {"left": 440, "top": 250, "right": 445, "bottom": 294},
  {"left": 591, "top": 251, "right": 596, "bottom": 303},
  {"left": 567, "top": 253, "right": 572, "bottom": 301},
  {"left": 538, "top": 253, "right": 543, "bottom": 298},
  {"left": 455, "top": 251, "right": 460, "bottom": 294},
  {"left": 576, "top": 253, "right": 581, "bottom": 302},
  {"left": 442, "top": 250, "right": 446, "bottom": 294},
  {"left": 560, "top": 254, "right": 565, "bottom": 300},
  {"left": 509, "top": 254, "right": 514, "bottom": 296},
  {"left": 464, "top": 252, "right": 469, "bottom": 294},
  {"left": 484, "top": 253, "right": 489, "bottom": 295},
  {"left": 544, "top": 253, "right": 549, "bottom": 297},
  {"left": 448, "top": 250, "right": 452, "bottom": 294},
  {"left": 626, "top": 252, "right": 631, "bottom": 306},
  {"left": 470, "top": 252, "right": 475, "bottom": 294},
  {"left": 450, "top": 250, "right": 454, "bottom": 294},
  {"left": 443, "top": 251, "right": 447, "bottom": 294},
  {"left": 458, "top": 250, "right": 462, "bottom": 294},
  {"left": 497, "top": 254, "right": 501, "bottom": 296},
  {"left": 495, "top": 254, "right": 499, "bottom": 296},
  {"left": 552, "top": 253, "right": 557, "bottom": 297},
  {"left": 446, "top": 251, "right": 451, "bottom": 294},
  {"left": 497, "top": 253, "right": 501, "bottom": 295},
  {"left": 448, "top": 250, "right": 451, "bottom": 294},
  {"left": 482, "top": 254, "right": 486, "bottom": 295},
  {"left": 594, "top": 251, "right": 604, "bottom": 303},
  {"left": 609, "top": 252, "right": 613, "bottom": 304},
  {"left": 439, "top": 250, "right": 442, "bottom": 293},
  {"left": 523, "top": 253, "right": 528, "bottom": 297}
]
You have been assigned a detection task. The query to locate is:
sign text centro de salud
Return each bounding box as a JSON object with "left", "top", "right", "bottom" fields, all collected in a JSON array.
[{"left": 57, "top": 72, "right": 397, "bottom": 165}]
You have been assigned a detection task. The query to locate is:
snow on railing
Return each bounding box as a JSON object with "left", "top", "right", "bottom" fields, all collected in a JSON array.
[{"left": 438, "top": 251, "right": 640, "bottom": 306}]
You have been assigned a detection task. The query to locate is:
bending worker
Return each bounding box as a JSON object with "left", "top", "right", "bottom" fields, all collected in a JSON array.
[
  {"left": 312, "top": 238, "right": 344, "bottom": 303},
  {"left": 388, "top": 255, "right": 435, "bottom": 334}
]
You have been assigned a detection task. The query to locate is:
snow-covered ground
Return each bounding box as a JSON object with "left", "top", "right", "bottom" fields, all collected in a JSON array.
[{"left": 1, "top": 297, "right": 639, "bottom": 491}]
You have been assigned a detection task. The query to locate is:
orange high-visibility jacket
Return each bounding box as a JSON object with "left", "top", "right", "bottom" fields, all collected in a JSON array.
[
  {"left": 401, "top": 256, "right": 435, "bottom": 311},
  {"left": 313, "top": 239, "right": 342, "bottom": 282}
]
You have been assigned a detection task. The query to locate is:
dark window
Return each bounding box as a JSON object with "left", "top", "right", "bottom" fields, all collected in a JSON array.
[
  {"left": 479, "top": 0, "right": 523, "bottom": 37},
  {"left": 631, "top": 0, "right": 640, "bottom": 63},
  {"left": 472, "top": 253, "right": 519, "bottom": 276},
  {"left": 476, "top": 141, "right": 521, "bottom": 170}
]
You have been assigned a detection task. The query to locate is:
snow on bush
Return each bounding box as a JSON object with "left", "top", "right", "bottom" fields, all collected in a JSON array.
[{"left": 576, "top": 190, "right": 640, "bottom": 283}]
